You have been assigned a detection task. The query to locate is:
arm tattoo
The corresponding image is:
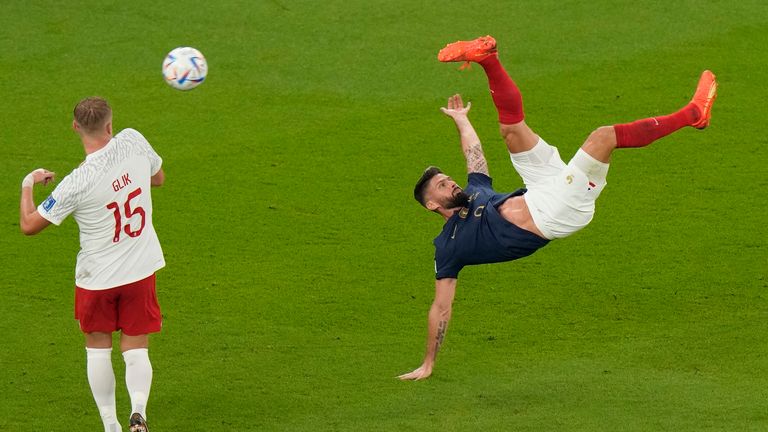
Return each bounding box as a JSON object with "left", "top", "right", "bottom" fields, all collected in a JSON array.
[
  {"left": 465, "top": 142, "right": 489, "bottom": 175},
  {"left": 434, "top": 320, "right": 448, "bottom": 356}
]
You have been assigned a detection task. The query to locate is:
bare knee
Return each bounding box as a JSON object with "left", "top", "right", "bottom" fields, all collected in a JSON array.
[
  {"left": 581, "top": 126, "right": 616, "bottom": 163},
  {"left": 587, "top": 126, "right": 617, "bottom": 144},
  {"left": 85, "top": 332, "right": 113, "bottom": 348},
  {"left": 120, "top": 333, "right": 149, "bottom": 352},
  {"left": 499, "top": 121, "right": 539, "bottom": 154}
]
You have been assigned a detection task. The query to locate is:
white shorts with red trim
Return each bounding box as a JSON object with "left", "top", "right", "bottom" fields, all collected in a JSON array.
[{"left": 510, "top": 138, "right": 610, "bottom": 240}]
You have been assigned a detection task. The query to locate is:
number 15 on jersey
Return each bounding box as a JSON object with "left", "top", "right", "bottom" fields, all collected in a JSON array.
[{"left": 106, "top": 188, "right": 146, "bottom": 243}]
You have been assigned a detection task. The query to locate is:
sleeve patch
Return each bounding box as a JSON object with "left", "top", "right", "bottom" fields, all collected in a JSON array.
[{"left": 42, "top": 195, "right": 57, "bottom": 212}]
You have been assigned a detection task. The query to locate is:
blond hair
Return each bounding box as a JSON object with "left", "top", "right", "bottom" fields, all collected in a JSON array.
[{"left": 73, "top": 97, "right": 112, "bottom": 133}]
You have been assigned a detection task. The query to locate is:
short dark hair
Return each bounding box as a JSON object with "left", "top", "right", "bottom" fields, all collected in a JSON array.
[{"left": 414, "top": 166, "right": 443, "bottom": 207}]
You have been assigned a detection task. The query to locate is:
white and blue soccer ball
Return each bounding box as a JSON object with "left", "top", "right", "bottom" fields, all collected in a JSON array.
[{"left": 162, "top": 47, "right": 207, "bottom": 91}]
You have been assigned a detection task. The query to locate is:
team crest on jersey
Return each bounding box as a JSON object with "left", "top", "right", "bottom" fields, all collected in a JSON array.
[{"left": 42, "top": 195, "right": 56, "bottom": 212}]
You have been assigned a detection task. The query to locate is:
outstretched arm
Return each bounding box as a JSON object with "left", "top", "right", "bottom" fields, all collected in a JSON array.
[
  {"left": 398, "top": 277, "right": 457, "bottom": 380},
  {"left": 441, "top": 94, "right": 489, "bottom": 176}
]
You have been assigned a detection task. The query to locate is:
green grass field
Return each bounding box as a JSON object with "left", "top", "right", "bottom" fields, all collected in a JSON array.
[{"left": 2, "top": 1, "right": 767, "bottom": 430}]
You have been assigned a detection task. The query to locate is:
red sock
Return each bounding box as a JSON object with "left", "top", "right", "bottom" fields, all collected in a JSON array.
[
  {"left": 614, "top": 104, "right": 700, "bottom": 148},
  {"left": 478, "top": 55, "right": 525, "bottom": 125}
]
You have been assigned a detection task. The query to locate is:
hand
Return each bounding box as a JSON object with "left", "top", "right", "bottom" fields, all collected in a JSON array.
[
  {"left": 22, "top": 168, "right": 55, "bottom": 188},
  {"left": 440, "top": 94, "right": 471, "bottom": 120},
  {"left": 397, "top": 363, "right": 433, "bottom": 381},
  {"left": 32, "top": 168, "right": 55, "bottom": 185}
]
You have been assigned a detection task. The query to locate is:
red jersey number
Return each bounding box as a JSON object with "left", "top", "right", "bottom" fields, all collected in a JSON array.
[{"left": 106, "top": 188, "right": 146, "bottom": 243}]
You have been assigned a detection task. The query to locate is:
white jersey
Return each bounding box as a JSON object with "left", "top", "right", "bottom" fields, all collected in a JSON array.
[{"left": 38, "top": 128, "right": 165, "bottom": 290}]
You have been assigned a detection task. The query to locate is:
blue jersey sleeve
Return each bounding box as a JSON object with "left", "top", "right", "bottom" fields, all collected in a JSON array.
[
  {"left": 467, "top": 172, "right": 493, "bottom": 190},
  {"left": 435, "top": 250, "right": 463, "bottom": 279}
]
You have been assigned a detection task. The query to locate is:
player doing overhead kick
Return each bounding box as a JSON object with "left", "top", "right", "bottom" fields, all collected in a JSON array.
[{"left": 399, "top": 36, "right": 717, "bottom": 380}]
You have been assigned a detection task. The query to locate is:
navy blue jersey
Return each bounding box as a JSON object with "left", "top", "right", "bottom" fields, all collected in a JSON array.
[{"left": 433, "top": 173, "right": 550, "bottom": 279}]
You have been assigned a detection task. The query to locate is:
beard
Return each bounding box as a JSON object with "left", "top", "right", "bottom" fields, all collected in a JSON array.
[{"left": 444, "top": 190, "right": 470, "bottom": 209}]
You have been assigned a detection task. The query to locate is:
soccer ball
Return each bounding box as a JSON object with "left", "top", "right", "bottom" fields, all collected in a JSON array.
[{"left": 162, "top": 47, "right": 207, "bottom": 91}]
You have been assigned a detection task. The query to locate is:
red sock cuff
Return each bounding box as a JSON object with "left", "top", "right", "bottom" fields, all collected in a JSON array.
[
  {"left": 613, "top": 123, "right": 634, "bottom": 148},
  {"left": 478, "top": 54, "right": 502, "bottom": 72}
]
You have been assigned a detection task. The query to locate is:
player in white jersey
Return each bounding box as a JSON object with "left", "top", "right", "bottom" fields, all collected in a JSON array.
[{"left": 19, "top": 97, "right": 163, "bottom": 432}]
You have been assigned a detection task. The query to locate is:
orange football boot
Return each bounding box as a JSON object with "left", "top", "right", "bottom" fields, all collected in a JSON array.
[
  {"left": 438, "top": 35, "right": 497, "bottom": 69},
  {"left": 690, "top": 70, "right": 717, "bottom": 129}
]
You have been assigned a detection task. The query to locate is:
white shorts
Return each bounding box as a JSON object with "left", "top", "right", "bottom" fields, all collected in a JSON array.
[{"left": 510, "top": 138, "right": 610, "bottom": 240}]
